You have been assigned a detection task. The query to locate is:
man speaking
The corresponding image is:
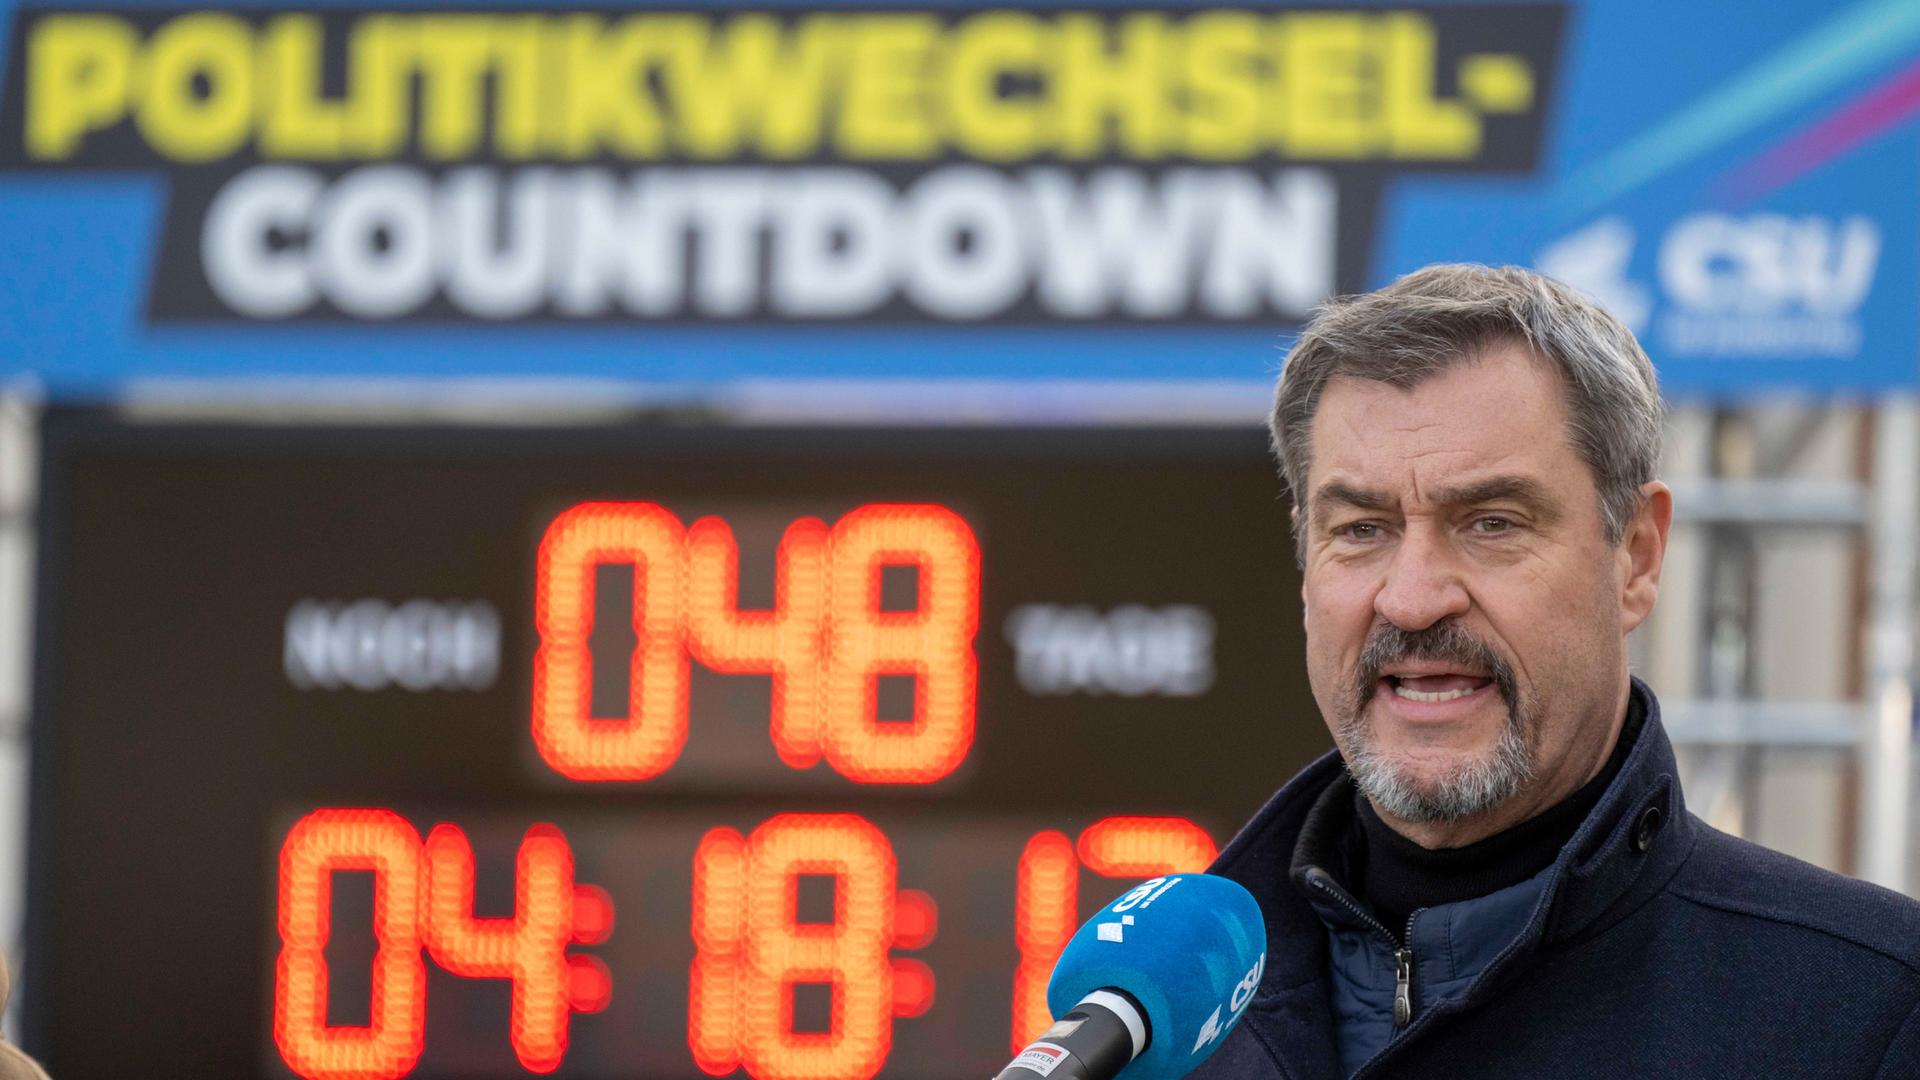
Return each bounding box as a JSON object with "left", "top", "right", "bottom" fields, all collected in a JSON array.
[{"left": 1193, "top": 265, "right": 1920, "bottom": 1077}]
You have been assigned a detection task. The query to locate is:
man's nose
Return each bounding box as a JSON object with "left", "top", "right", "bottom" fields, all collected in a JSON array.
[{"left": 1374, "top": 529, "right": 1471, "bottom": 630}]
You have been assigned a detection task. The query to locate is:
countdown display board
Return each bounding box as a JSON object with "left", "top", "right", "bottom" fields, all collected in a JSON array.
[{"left": 22, "top": 410, "right": 1322, "bottom": 1079}]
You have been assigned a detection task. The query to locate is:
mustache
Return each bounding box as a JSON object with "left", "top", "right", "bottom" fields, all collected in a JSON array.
[{"left": 1348, "top": 619, "right": 1518, "bottom": 710}]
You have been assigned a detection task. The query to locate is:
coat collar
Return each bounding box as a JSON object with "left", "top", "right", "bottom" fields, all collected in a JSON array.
[
  {"left": 1536, "top": 679, "right": 1695, "bottom": 945},
  {"left": 1208, "top": 678, "right": 1696, "bottom": 1076}
]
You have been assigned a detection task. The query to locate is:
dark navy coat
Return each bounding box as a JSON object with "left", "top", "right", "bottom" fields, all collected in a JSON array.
[{"left": 1192, "top": 686, "right": 1920, "bottom": 1078}]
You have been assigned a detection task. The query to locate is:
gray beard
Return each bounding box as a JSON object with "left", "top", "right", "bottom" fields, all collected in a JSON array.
[
  {"left": 1341, "top": 701, "right": 1535, "bottom": 823},
  {"left": 1337, "top": 618, "right": 1538, "bottom": 824}
]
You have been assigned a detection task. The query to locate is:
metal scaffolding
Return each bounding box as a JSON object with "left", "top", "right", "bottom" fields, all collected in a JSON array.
[{"left": 1657, "top": 402, "right": 1916, "bottom": 894}]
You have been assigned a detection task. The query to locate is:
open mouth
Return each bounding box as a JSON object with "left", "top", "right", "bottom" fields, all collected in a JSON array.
[{"left": 1384, "top": 673, "right": 1494, "bottom": 703}]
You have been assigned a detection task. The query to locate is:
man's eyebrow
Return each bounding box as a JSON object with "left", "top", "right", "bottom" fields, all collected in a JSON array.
[
  {"left": 1311, "top": 481, "right": 1395, "bottom": 514},
  {"left": 1310, "top": 476, "right": 1566, "bottom": 520},
  {"left": 1432, "top": 476, "right": 1563, "bottom": 519}
]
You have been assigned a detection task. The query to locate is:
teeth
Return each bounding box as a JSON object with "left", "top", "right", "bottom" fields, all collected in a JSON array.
[{"left": 1392, "top": 684, "right": 1475, "bottom": 703}]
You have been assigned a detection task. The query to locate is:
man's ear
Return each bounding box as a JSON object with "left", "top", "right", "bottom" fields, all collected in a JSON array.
[{"left": 1621, "top": 481, "right": 1672, "bottom": 634}]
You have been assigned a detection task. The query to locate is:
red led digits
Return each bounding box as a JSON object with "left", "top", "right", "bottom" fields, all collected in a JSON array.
[
  {"left": 421, "top": 824, "right": 579, "bottom": 1073},
  {"left": 1010, "top": 831, "right": 1078, "bottom": 1053},
  {"left": 689, "top": 828, "right": 750, "bottom": 1076},
  {"left": 744, "top": 814, "right": 896, "bottom": 1080},
  {"left": 1076, "top": 817, "right": 1219, "bottom": 879},
  {"left": 276, "top": 813, "right": 608, "bottom": 1079},
  {"left": 533, "top": 502, "right": 689, "bottom": 780},
  {"left": 689, "top": 815, "right": 903, "bottom": 1080},
  {"left": 1010, "top": 819, "right": 1219, "bottom": 1049},
  {"left": 275, "top": 809, "right": 426, "bottom": 1080},
  {"left": 822, "top": 505, "right": 981, "bottom": 784},
  {"left": 535, "top": 502, "right": 981, "bottom": 785},
  {"left": 687, "top": 516, "right": 832, "bottom": 769}
]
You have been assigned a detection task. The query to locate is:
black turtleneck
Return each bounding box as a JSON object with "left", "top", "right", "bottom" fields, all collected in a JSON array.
[{"left": 1350, "top": 686, "right": 1648, "bottom": 932}]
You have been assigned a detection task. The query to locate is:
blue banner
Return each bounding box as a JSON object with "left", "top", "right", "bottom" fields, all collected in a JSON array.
[{"left": 0, "top": 0, "right": 1913, "bottom": 398}]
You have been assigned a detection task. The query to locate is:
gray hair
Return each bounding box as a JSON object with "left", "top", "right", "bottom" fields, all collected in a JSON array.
[{"left": 1271, "top": 263, "right": 1663, "bottom": 558}]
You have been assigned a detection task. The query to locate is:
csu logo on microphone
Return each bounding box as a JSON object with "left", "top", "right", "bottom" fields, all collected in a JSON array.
[
  {"left": 1191, "top": 953, "right": 1266, "bottom": 1055},
  {"left": 1097, "top": 876, "right": 1184, "bottom": 942},
  {"left": 1111, "top": 876, "right": 1183, "bottom": 912}
]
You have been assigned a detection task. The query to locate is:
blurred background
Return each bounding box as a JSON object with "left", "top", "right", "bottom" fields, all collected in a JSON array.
[{"left": 1, "top": 0, "right": 1917, "bottom": 1076}]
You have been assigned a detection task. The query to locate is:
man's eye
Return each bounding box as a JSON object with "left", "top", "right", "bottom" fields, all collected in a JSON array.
[
  {"left": 1472, "top": 516, "right": 1514, "bottom": 535},
  {"left": 1339, "top": 522, "right": 1380, "bottom": 540}
]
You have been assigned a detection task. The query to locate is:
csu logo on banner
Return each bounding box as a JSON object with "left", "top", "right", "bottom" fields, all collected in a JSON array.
[
  {"left": 1658, "top": 213, "right": 1879, "bottom": 358},
  {"left": 1539, "top": 213, "right": 1881, "bottom": 362}
]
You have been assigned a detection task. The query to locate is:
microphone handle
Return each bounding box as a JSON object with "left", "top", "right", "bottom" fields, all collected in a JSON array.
[{"left": 994, "top": 994, "right": 1143, "bottom": 1080}]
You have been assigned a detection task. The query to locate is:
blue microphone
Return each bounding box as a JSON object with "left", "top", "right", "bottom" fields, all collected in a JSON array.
[{"left": 994, "top": 874, "right": 1267, "bottom": 1080}]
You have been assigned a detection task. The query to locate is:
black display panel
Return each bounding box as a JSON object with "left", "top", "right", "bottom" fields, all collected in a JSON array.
[{"left": 24, "top": 410, "right": 1326, "bottom": 1079}]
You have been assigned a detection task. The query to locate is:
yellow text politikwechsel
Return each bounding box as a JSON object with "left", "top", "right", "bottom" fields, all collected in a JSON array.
[{"left": 24, "top": 9, "right": 1538, "bottom": 166}]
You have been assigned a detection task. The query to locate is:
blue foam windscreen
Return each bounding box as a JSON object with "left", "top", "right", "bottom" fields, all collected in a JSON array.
[{"left": 1046, "top": 873, "right": 1267, "bottom": 1080}]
